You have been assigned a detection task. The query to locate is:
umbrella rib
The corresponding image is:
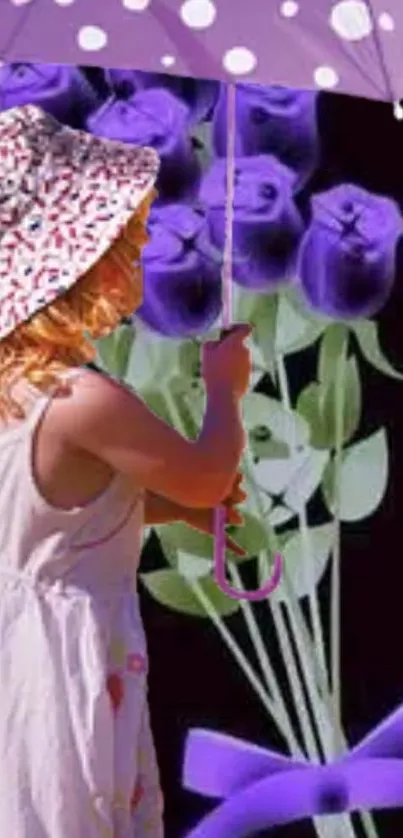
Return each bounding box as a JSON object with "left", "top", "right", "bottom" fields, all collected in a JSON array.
[
  {"left": 0, "top": 0, "right": 41, "bottom": 76},
  {"left": 365, "top": 0, "right": 396, "bottom": 104}
]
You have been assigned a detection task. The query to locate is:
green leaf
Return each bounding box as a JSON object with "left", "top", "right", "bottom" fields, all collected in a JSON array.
[
  {"left": 283, "top": 448, "right": 329, "bottom": 512},
  {"left": 275, "top": 293, "right": 326, "bottom": 356},
  {"left": 270, "top": 523, "right": 335, "bottom": 603},
  {"left": 267, "top": 504, "right": 297, "bottom": 527},
  {"left": 158, "top": 522, "right": 213, "bottom": 559},
  {"left": 352, "top": 320, "right": 403, "bottom": 380},
  {"left": 174, "top": 393, "right": 201, "bottom": 439},
  {"left": 242, "top": 481, "right": 273, "bottom": 519},
  {"left": 178, "top": 340, "right": 201, "bottom": 379},
  {"left": 138, "top": 389, "right": 173, "bottom": 424},
  {"left": 322, "top": 428, "right": 388, "bottom": 521},
  {"left": 242, "top": 392, "right": 310, "bottom": 447},
  {"left": 252, "top": 449, "right": 305, "bottom": 496},
  {"left": 95, "top": 333, "right": 119, "bottom": 373},
  {"left": 170, "top": 374, "right": 205, "bottom": 427},
  {"left": 275, "top": 288, "right": 326, "bottom": 355},
  {"left": 249, "top": 437, "right": 290, "bottom": 460},
  {"left": 177, "top": 553, "right": 213, "bottom": 580},
  {"left": 252, "top": 446, "right": 328, "bottom": 509},
  {"left": 226, "top": 512, "right": 269, "bottom": 561},
  {"left": 275, "top": 294, "right": 308, "bottom": 351},
  {"left": 192, "top": 121, "right": 214, "bottom": 169},
  {"left": 283, "top": 287, "right": 330, "bottom": 326},
  {"left": 155, "top": 527, "right": 178, "bottom": 567},
  {"left": 139, "top": 382, "right": 201, "bottom": 440},
  {"left": 248, "top": 293, "right": 279, "bottom": 377},
  {"left": 126, "top": 327, "right": 180, "bottom": 390},
  {"left": 114, "top": 325, "right": 135, "bottom": 379},
  {"left": 296, "top": 383, "right": 328, "bottom": 449},
  {"left": 94, "top": 325, "right": 135, "bottom": 379},
  {"left": 321, "top": 356, "right": 361, "bottom": 446},
  {"left": 318, "top": 324, "right": 348, "bottom": 384},
  {"left": 140, "top": 568, "right": 241, "bottom": 617},
  {"left": 297, "top": 354, "right": 361, "bottom": 449}
]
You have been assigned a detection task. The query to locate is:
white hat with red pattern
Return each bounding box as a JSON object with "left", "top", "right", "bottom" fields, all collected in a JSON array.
[{"left": 0, "top": 104, "right": 160, "bottom": 340}]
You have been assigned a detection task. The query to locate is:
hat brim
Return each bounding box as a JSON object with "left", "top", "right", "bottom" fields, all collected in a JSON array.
[{"left": 0, "top": 120, "right": 159, "bottom": 340}]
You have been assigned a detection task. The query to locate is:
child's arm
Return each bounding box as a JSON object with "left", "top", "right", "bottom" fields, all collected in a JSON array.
[
  {"left": 144, "top": 492, "right": 184, "bottom": 525},
  {"left": 144, "top": 488, "right": 246, "bottom": 557},
  {"left": 56, "top": 369, "right": 245, "bottom": 509},
  {"left": 144, "top": 470, "right": 245, "bottom": 525}
]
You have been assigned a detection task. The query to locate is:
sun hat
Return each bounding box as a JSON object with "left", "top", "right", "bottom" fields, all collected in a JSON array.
[{"left": 0, "top": 104, "right": 160, "bottom": 341}]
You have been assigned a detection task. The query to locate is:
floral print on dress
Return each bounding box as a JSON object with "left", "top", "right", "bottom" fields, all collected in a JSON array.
[
  {"left": 109, "top": 634, "right": 148, "bottom": 674},
  {"left": 107, "top": 672, "right": 124, "bottom": 713},
  {"left": 127, "top": 652, "right": 147, "bottom": 674},
  {"left": 131, "top": 779, "right": 145, "bottom": 810},
  {"left": 106, "top": 637, "right": 147, "bottom": 714},
  {"left": 102, "top": 634, "right": 160, "bottom": 835}
]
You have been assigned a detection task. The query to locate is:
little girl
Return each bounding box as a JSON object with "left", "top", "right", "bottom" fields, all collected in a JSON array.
[{"left": 0, "top": 105, "right": 251, "bottom": 838}]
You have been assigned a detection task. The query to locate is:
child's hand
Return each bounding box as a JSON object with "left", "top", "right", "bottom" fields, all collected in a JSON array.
[
  {"left": 180, "top": 471, "right": 247, "bottom": 557},
  {"left": 222, "top": 471, "right": 247, "bottom": 527},
  {"left": 202, "top": 324, "right": 252, "bottom": 400}
]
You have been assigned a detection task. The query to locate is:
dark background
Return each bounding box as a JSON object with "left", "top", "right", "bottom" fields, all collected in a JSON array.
[{"left": 139, "top": 92, "right": 403, "bottom": 838}]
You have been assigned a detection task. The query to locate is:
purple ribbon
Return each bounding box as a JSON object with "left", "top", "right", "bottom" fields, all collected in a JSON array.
[{"left": 182, "top": 703, "right": 403, "bottom": 836}]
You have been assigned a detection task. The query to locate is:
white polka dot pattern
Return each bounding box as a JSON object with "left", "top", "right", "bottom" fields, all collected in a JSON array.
[{"left": 0, "top": 0, "right": 402, "bottom": 101}]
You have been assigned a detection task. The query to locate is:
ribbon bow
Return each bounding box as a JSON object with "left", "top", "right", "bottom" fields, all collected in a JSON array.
[{"left": 182, "top": 702, "right": 403, "bottom": 836}]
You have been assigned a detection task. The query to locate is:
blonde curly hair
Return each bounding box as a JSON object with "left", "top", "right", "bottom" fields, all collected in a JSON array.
[{"left": 0, "top": 190, "right": 155, "bottom": 420}]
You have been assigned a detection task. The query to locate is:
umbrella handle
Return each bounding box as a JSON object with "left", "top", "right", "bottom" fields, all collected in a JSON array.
[{"left": 213, "top": 506, "right": 283, "bottom": 601}]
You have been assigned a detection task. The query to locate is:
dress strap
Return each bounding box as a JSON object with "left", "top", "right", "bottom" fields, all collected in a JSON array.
[{"left": 24, "top": 368, "right": 83, "bottom": 433}]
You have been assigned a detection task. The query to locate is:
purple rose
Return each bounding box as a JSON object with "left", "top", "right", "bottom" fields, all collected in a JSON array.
[
  {"left": 0, "top": 63, "right": 98, "bottom": 125},
  {"left": 213, "top": 85, "right": 318, "bottom": 186},
  {"left": 87, "top": 88, "right": 200, "bottom": 202},
  {"left": 135, "top": 204, "right": 222, "bottom": 338},
  {"left": 199, "top": 156, "right": 304, "bottom": 291},
  {"left": 106, "top": 69, "right": 219, "bottom": 123},
  {"left": 297, "top": 185, "right": 403, "bottom": 319}
]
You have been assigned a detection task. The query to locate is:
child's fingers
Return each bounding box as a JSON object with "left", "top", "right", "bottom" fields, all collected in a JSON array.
[
  {"left": 226, "top": 507, "right": 244, "bottom": 526},
  {"left": 233, "top": 472, "right": 244, "bottom": 491},
  {"left": 225, "top": 536, "right": 247, "bottom": 557},
  {"left": 224, "top": 485, "right": 247, "bottom": 505},
  {"left": 235, "top": 488, "right": 248, "bottom": 502}
]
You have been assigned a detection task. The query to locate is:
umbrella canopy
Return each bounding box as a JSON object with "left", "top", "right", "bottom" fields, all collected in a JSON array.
[{"left": 1, "top": 0, "right": 403, "bottom": 104}]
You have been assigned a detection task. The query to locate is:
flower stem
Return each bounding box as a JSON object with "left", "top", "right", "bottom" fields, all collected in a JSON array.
[
  {"left": 275, "top": 555, "right": 380, "bottom": 838},
  {"left": 229, "top": 564, "right": 301, "bottom": 752},
  {"left": 188, "top": 575, "right": 335, "bottom": 838},
  {"left": 270, "top": 592, "right": 321, "bottom": 760},
  {"left": 331, "top": 338, "right": 347, "bottom": 733},
  {"left": 245, "top": 462, "right": 355, "bottom": 838},
  {"left": 245, "top": 443, "right": 379, "bottom": 838},
  {"left": 276, "top": 352, "right": 328, "bottom": 690},
  {"left": 188, "top": 576, "right": 298, "bottom": 744}
]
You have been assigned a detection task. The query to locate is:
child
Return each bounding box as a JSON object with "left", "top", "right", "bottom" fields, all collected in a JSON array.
[{"left": 0, "top": 105, "right": 251, "bottom": 838}]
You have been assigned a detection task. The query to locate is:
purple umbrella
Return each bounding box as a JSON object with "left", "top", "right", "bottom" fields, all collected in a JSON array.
[
  {"left": 2, "top": 1, "right": 401, "bottom": 602},
  {"left": 0, "top": 1, "right": 402, "bottom": 106},
  {"left": 181, "top": 702, "right": 403, "bottom": 836}
]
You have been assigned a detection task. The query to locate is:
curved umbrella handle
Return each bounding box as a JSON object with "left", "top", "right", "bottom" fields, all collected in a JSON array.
[{"left": 213, "top": 506, "right": 283, "bottom": 601}]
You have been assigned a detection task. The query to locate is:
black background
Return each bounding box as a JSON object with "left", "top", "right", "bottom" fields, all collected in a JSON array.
[{"left": 139, "top": 92, "right": 403, "bottom": 838}]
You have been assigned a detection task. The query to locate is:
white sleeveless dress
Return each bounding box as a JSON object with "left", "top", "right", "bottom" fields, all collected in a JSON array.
[{"left": 0, "top": 375, "right": 164, "bottom": 837}]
